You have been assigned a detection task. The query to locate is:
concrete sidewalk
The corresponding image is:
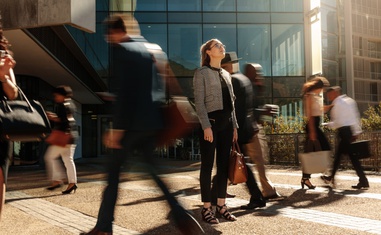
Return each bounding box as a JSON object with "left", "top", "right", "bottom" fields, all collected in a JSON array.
[{"left": 1, "top": 157, "right": 381, "bottom": 235}]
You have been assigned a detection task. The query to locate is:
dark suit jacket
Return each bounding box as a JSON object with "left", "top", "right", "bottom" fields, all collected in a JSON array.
[
  {"left": 231, "top": 72, "right": 257, "bottom": 144},
  {"left": 112, "top": 36, "right": 164, "bottom": 131}
]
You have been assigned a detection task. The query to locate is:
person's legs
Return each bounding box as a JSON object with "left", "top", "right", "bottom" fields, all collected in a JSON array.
[
  {"left": 94, "top": 134, "right": 131, "bottom": 232},
  {"left": 0, "top": 141, "right": 12, "bottom": 220},
  {"left": 44, "top": 145, "right": 65, "bottom": 184},
  {"left": 244, "top": 135, "right": 276, "bottom": 197},
  {"left": 0, "top": 168, "right": 4, "bottom": 221},
  {"left": 199, "top": 128, "right": 216, "bottom": 203},
  {"left": 60, "top": 144, "right": 77, "bottom": 184}
]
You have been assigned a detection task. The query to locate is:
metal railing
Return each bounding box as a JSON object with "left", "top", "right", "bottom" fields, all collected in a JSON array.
[{"left": 267, "top": 131, "right": 381, "bottom": 171}]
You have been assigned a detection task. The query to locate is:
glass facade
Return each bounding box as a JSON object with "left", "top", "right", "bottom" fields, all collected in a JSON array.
[{"left": 103, "top": 0, "right": 305, "bottom": 106}]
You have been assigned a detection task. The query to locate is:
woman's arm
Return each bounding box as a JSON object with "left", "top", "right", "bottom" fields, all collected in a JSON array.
[{"left": 0, "top": 56, "right": 17, "bottom": 100}]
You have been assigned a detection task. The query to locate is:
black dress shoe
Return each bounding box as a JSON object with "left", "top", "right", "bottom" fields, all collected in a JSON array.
[
  {"left": 240, "top": 201, "right": 266, "bottom": 210},
  {"left": 351, "top": 183, "right": 369, "bottom": 189}
]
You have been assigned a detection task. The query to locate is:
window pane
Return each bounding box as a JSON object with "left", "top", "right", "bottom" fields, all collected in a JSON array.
[
  {"left": 203, "top": 13, "right": 236, "bottom": 23},
  {"left": 203, "top": 0, "right": 236, "bottom": 11},
  {"left": 168, "top": 0, "right": 201, "bottom": 11},
  {"left": 135, "top": 0, "right": 166, "bottom": 11},
  {"left": 168, "top": 24, "right": 202, "bottom": 71},
  {"left": 237, "top": 0, "right": 269, "bottom": 12},
  {"left": 203, "top": 24, "right": 237, "bottom": 53},
  {"left": 272, "top": 24, "right": 304, "bottom": 76},
  {"left": 238, "top": 24, "right": 271, "bottom": 76},
  {"left": 272, "top": 77, "right": 305, "bottom": 98},
  {"left": 271, "top": 0, "right": 303, "bottom": 12},
  {"left": 140, "top": 24, "right": 168, "bottom": 53}
]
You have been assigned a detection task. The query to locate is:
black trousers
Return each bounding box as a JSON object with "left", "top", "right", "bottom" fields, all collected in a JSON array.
[
  {"left": 199, "top": 114, "right": 233, "bottom": 202},
  {"left": 0, "top": 141, "right": 13, "bottom": 184},
  {"left": 95, "top": 131, "right": 179, "bottom": 232},
  {"left": 331, "top": 126, "right": 368, "bottom": 183}
]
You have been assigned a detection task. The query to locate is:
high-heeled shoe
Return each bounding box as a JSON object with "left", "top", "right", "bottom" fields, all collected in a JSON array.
[
  {"left": 62, "top": 184, "right": 77, "bottom": 194},
  {"left": 301, "top": 178, "right": 316, "bottom": 189}
]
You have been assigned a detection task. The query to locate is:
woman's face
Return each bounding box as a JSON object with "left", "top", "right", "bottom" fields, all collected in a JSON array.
[{"left": 207, "top": 40, "right": 226, "bottom": 61}]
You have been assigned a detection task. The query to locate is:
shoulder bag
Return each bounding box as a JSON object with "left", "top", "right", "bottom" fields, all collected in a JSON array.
[
  {"left": 0, "top": 85, "right": 51, "bottom": 142},
  {"left": 298, "top": 140, "right": 331, "bottom": 174},
  {"left": 229, "top": 141, "right": 248, "bottom": 184}
]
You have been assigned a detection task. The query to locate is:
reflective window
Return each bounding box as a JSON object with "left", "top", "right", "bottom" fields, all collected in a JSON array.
[
  {"left": 271, "top": 13, "right": 303, "bottom": 23},
  {"left": 237, "top": 0, "right": 269, "bottom": 12},
  {"left": 168, "top": 24, "right": 202, "bottom": 71},
  {"left": 203, "top": 13, "right": 236, "bottom": 23},
  {"left": 140, "top": 24, "right": 168, "bottom": 53},
  {"left": 203, "top": 0, "right": 236, "bottom": 11},
  {"left": 272, "top": 77, "right": 305, "bottom": 98},
  {"left": 238, "top": 24, "right": 271, "bottom": 76},
  {"left": 168, "top": 0, "right": 201, "bottom": 11},
  {"left": 168, "top": 13, "right": 202, "bottom": 23},
  {"left": 271, "top": 0, "right": 303, "bottom": 12},
  {"left": 203, "top": 24, "right": 237, "bottom": 53},
  {"left": 135, "top": 0, "right": 166, "bottom": 11},
  {"left": 109, "top": 0, "right": 134, "bottom": 11},
  {"left": 272, "top": 24, "right": 304, "bottom": 76}
]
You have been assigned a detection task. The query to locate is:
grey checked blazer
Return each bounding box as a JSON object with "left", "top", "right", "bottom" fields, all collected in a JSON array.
[{"left": 193, "top": 66, "right": 238, "bottom": 130}]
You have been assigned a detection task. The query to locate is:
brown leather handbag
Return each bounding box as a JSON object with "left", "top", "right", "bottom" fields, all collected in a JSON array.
[
  {"left": 228, "top": 141, "right": 248, "bottom": 184},
  {"left": 45, "top": 130, "right": 73, "bottom": 147}
]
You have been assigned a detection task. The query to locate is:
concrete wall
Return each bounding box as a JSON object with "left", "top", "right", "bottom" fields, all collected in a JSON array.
[{"left": 0, "top": 0, "right": 95, "bottom": 33}]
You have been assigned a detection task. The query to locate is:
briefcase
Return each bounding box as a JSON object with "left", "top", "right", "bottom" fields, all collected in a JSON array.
[{"left": 350, "top": 140, "right": 371, "bottom": 159}]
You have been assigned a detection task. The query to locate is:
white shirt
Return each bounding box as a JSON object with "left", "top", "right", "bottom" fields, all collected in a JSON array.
[{"left": 327, "top": 94, "right": 362, "bottom": 135}]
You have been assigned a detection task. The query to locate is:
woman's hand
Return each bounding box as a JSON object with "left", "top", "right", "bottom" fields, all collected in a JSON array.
[
  {"left": 0, "top": 55, "right": 16, "bottom": 78},
  {"left": 204, "top": 127, "right": 213, "bottom": 143},
  {"left": 232, "top": 128, "right": 238, "bottom": 142}
]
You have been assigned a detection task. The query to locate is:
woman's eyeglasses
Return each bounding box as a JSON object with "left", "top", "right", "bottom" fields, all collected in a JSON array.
[{"left": 210, "top": 43, "right": 226, "bottom": 49}]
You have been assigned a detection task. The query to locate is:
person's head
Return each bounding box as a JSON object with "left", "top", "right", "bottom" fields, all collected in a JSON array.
[
  {"left": 103, "top": 14, "right": 140, "bottom": 43},
  {"left": 221, "top": 52, "right": 241, "bottom": 74},
  {"left": 200, "top": 39, "right": 226, "bottom": 67},
  {"left": 245, "top": 63, "right": 264, "bottom": 86},
  {"left": 302, "top": 76, "right": 330, "bottom": 94},
  {"left": 53, "top": 85, "right": 73, "bottom": 103},
  {"left": 326, "top": 86, "right": 341, "bottom": 102}
]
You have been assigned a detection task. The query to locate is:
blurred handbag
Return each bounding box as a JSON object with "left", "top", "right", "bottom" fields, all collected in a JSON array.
[
  {"left": 298, "top": 140, "right": 331, "bottom": 174},
  {"left": 45, "top": 129, "right": 73, "bottom": 147},
  {"left": 0, "top": 85, "right": 51, "bottom": 141},
  {"left": 229, "top": 141, "right": 248, "bottom": 184},
  {"left": 157, "top": 96, "right": 199, "bottom": 146},
  {"left": 350, "top": 140, "right": 371, "bottom": 159}
]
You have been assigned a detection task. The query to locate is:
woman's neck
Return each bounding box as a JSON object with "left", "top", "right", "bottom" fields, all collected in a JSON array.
[{"left": 209, "top": 60, "right": 221, "bottom": 69}]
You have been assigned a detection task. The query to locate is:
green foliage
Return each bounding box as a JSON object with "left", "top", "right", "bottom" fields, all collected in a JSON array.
[{"left": 361, "top": 102, "right": 381, "bottom": 131}]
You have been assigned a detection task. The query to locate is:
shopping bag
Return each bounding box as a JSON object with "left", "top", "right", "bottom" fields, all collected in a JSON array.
[
  {"left": 350, "top": 140, "right": 371, "bottom": 159},
  {"left": 157, "top": 96, "right": 199, "bottom": 146},
  {"left": 228, "top": 141, "right": 248, "bottom": 184},
  {"left": 299, "top": 140, "right": 331, "bottom": 174}
]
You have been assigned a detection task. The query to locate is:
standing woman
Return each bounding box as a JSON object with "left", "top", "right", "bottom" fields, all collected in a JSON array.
[
  {"left": 45, "top": 85, "right": 78, "bottom": 194},
  {"left": 193, "top": 38, "right": 238, "bottom": 224},
  {"left": 301, "top": 77, "right": 331, "bottom": 189},
  {"left": 0, "top": 30, "right": 18, "bottom": 220}
]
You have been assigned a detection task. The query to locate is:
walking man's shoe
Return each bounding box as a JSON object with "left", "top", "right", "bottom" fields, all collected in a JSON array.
[
  {"left": 240, "top": 201, "right": 266, "bottom": 210},
  {"left": 351, "top": 182, "right": 369, "bottom": 189}
]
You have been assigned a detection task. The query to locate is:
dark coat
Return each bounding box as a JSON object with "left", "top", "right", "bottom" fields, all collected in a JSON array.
[
  {"left": 112, "top": 36, "right": 164, "bottom": 131},
  {"left": 231, "top": 72, "right": 258, "bottom": 144}
]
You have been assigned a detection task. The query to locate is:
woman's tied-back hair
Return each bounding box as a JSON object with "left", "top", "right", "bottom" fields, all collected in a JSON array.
[
  {"left": 302, "top": 76, "right": 330, "bottom": 94},
  {"left": 200, "top": 38, "right": 218, "bottom": 67}
]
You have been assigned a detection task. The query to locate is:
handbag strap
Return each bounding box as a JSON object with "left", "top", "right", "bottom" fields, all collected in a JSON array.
[
  {"left": 232, "top": 141, "right": 242, "bottom": 154},
  {"left": 2, "top": 85, "right": 34, "bottom": 113}
]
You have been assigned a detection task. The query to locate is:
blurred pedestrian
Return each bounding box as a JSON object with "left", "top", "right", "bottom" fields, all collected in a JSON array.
[
  {"left": 44, "top": 85, "right": 78, "bottom": 194},
  {"left": 321, "top": 86, "right": 369, "bottom": 189},
  {"left": 0, "top": 30, "right": 18, "bottom": 221},
  {"left": 300, "top": 76, "right": 331, "bottom": 189},
  {"left": 220, "top": 52, "right": 266, "bottom": 210},
  {"left": 244, "top": 63, "right": 283, "bottom": 200},
  {"left": 81, "top": 14, "right": 204, "bottom": 235},
  {"left": 193, "top": 39, "right": 238, "bottom": 224}
]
